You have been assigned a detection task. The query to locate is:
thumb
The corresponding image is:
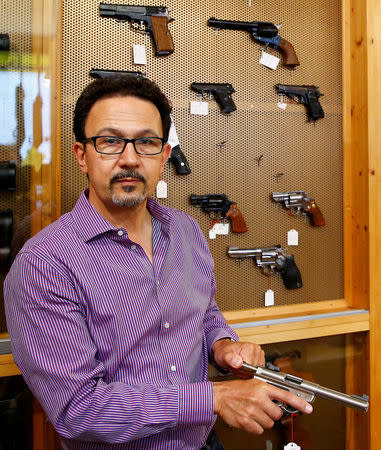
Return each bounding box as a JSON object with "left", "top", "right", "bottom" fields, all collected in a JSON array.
[{"left": 225, "top": 352, "right": 243, "bottom": 369}]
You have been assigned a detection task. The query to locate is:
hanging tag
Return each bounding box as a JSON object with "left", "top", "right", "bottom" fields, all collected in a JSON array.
[
  {"left": 264, "top": 289, "right": 274, "bottom": 307},
  {"left": 190, "top": 101, "right": 209, "bottom": 115},
  {"left": 277, "top": 101, "right": 287, "bottom": 110},
  {"left": 133, "top": 44, "right": 147, "bottom": 65},
  {"left": 284, "top": 444, "right": 301, "bottom": 450},
  {"left": 259, "top": 51, "right": 280, "bottom": 70},
  {"left": 156, "top": 180, "right": 168, "bottom": 198},
  {"left": 209, "top": 227, "right": 217, "bottom": 240},
  {"left": 213, "top": 222, "right": 230, "bottom": 235},
  {"left": 287, "top": 229, "right": 299, "bottom": 246}
]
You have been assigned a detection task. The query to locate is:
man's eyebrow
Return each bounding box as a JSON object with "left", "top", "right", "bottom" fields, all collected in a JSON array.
[
  {"left": 96, "top": 127, "right": 124, "bottom": 136},
  {"left": 96, "top": 127, "right": 161, "bottom": 136}
]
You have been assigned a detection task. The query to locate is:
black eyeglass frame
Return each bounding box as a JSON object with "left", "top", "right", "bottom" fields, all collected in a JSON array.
[{"left": 82, "top": 135, "right": 166, "bottom": 156}]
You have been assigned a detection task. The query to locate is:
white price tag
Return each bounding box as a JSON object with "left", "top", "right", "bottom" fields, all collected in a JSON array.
[
  {"left": 287, "top": 229, "right": 299, "bottom": 246},
  {"left": 277, "top": 102, "right": 287, "bottom": 110},
  {"left": 213, "top": 222, "right": 230, "bottom": 235},
  {"left": 259, "top": 51, "right": 280, "bottom": 70},
  {"left": 209, "top": 227, "right": 217, "bottom": 240},
  {"left": 264, "top": 289, "right": 274, "bottom": 307},
  {"left": 133, "top": 44, "right": 147, "bottom": 65},
  {"left": 284, "top": 443, "right": 301, "bottom": 450},
  {"left": 190, "top": 101, "right": 209, "bottom": 115},
  {"left": 156, "top": 180, "right": 168, "bottom": 198}
]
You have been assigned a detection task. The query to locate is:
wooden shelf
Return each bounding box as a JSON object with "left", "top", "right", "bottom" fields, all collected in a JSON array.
[
  {"left": 0, "top": 353, "right": 20, "bottom": 377},
  {"left": 226, "top": 308, "right": 369, "bottom": 345}
]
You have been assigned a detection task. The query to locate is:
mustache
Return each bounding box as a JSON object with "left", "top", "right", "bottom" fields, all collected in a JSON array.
[{"left": 110, "top": 170, "right": 146, "bottom": 185}]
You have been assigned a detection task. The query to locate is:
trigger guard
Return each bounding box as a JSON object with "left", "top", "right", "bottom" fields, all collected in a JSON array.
[{"left": 276, "top": 402, "right": 300, "bottom": 416}]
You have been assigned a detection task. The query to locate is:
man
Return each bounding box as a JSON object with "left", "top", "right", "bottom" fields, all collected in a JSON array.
[{"left": 4, "top": 77, "right": 312, "bottom": 449}]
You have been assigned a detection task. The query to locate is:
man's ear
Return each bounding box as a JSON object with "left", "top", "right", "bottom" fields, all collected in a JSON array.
[
  {"left": 160, "top": 143, "right": 172, "bottom": 173},
  {"left": 73, "top": 142, "right": 88, "bottom": 175}
]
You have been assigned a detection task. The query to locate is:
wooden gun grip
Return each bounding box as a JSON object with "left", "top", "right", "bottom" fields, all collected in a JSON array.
[
  {"left": 226, "top": 203, "right": 248, "bottom": 233},
  {"left": 150, "top": 16, "right": 174, "bottom": 56},
  {"left": 308, "top": 201, "right": 325, "bottom": 226},
  {"left": 278, "top": 38, "right": 300, "bottom": 67}
]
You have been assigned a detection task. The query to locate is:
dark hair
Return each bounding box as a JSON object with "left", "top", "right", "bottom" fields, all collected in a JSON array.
[{"left": 73, "top": 76, "right": 172, "bottom": 142}]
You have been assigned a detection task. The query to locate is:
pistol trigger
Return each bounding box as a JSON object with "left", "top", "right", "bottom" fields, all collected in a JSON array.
[{"left": 276, "top": 402, "right": 300, "bottom": 416}]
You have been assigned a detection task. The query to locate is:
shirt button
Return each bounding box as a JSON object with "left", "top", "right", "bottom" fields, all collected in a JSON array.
[
  {"left": 131, "top": 244, "right": 136, "bottom": 250},
  {"left": 164, "top": 322, "right": 170, "bottom": 329},
  {"left": 170, "top": 365, "right": 176, "bottom": 372},
  {"left": 117, "top": 230, "right": 123, "bottom": 236}
]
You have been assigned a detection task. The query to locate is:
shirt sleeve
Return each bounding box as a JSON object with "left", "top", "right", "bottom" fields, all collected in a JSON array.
[
  {"left": 4, "top": 252, "right": 215, "bottom": 443},
  {"left": 203, "top": 274, "right": 239, "bottom": 358}
]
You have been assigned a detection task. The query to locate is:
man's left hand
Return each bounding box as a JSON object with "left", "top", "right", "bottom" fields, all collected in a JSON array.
[{"left": 212, "top": 339, "right": 265, "bottom": 376}]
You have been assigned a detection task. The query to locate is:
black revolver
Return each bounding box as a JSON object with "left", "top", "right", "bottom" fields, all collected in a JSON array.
[
  {"left": 208, "top": 17, "right": 299, "bottom": 69},
  {"left": 99, "top": 3, "right": 174, "bottom": 56},
  {"left": 227, "top": 245, "right": 302, "bottom": 289},
  {"left": 190, "top": 194, "right": 247, "bottom": 233},
  {"left": 276, "top": 84, "right": 324, "bottom": 122},
  {"left": 191, "top": 83, "right": 236, "bottom": 114}
]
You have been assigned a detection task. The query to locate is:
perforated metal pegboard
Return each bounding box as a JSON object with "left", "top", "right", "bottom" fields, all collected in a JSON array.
[{"left": 60, "top": 0, "right": 343, "bottom": 312}]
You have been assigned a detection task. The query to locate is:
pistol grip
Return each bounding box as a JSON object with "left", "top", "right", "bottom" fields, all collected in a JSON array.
[
  {"left": 213, "top": 90, "right": 236, "bottom": 114},
  {"left": 168, "top": 145, "right": 191, "bottom": 175},
  {"left": 280, "top": 255, "right": 303, "bottom": 289},
  {"left": 278, "top": 38, "right": 300, "bottom": 67},
  {"left": 226, "top": 203, "right": 248, "bottom": 233},
  {"left": 306, "top": 92, "right": 325, "bottom": 121},
  {"left": 309, "top": 201, "right": 325, "bottom": 226},
  {"left": 150, "top": 16, "right": 174, "bottom": 56}
]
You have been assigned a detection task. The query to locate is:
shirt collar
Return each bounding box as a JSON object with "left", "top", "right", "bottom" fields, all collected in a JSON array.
[{"left": 71, "top": 190, "right": 172, "bottom": 242}]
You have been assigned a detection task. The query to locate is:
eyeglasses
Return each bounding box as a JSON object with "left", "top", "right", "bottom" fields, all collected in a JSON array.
[{"left": 82, "top": 136, "right": 166, "bottom": 156}]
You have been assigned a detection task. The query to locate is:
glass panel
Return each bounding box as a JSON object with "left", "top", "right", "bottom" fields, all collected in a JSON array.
[
  {"left": 213, "top": 334, "right": 368, "bottom": 449},
  {"left": 0, "top": 1, "right": 58, "bottom": 337}
]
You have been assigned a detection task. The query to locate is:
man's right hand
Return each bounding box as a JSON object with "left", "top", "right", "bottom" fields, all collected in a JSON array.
[{"left": 213, "top": 378, "right": 313, "bottom": 435}]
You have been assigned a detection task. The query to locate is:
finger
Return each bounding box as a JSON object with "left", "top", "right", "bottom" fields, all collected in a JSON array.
[
  {"left": 269, "top": 386, "right": 313, "bottom": 414},
  {"left": 223, "top": 351, "right": 243, "bottom": 370},
  {"left": 261, "top": 399, "right": 284, "bottom": 422},
  {"left": 232, "top": 415, "right": 265, "bottom": 435},
  {"left": 238, "top": 343, "right": 265, "bottom": 366}
]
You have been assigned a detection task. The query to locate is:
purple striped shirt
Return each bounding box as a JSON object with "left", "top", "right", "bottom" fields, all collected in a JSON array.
[{"left": 4, "top": 190, "right": 237, "bottom": 449}]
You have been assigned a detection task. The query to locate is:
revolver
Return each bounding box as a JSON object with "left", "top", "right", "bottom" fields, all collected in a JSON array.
[
  {"left": 208, "top": 17, "right": 299, "bottom": 69},
  {"left": 190, "top": 194, "right": 247, "bottom": 233},
  {"left": 227, "top": 245, "right": 302, "bottom": 289},
  {"left": 272, "top": 191, "right": 325, "bottom": 226}
]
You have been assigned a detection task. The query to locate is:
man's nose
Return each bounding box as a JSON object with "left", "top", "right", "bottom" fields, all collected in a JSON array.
[{"left": 117, "top": 142, "right": 140, "bottom": 166}]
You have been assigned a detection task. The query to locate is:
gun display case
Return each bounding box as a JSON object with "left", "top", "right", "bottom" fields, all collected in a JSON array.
[
  {"left": 0, "top": 0, "right": 59, "bottom": 366},
  {"left": 1, "top": 0, "right": 381, "bottom": 449}
]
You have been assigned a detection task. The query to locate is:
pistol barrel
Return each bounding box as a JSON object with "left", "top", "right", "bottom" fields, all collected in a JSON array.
[
  {"left": 227, "top": 246, "right": 262, "bottom": 258},
  {"left": 242, "top": 362, "right": 369, "bottom": 412}
]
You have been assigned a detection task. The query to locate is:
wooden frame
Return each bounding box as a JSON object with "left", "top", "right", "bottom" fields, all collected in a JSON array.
[{"left": 1, "top": 0, "right": 380, "bottom": 448}]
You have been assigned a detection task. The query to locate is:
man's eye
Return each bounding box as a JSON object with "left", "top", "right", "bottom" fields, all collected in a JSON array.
[
  {"left": 137, "top": 138, "right": 153, "bottom": 145},
  {"left": 104, "top": 137, "right": 120, "bottom": 145}
]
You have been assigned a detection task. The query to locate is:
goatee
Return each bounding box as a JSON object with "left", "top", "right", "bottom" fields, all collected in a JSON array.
[{"left": 109, "top": 170, "right": 147, "bottom": 207}]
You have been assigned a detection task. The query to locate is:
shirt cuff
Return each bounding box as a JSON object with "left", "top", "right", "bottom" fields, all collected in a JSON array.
[{"left": 177, "top": 381, "right": 214, "bottom": 425}]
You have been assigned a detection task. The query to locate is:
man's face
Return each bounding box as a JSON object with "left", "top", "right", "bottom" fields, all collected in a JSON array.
[{"left": 73, "top": 95, "right": 171, "bottom": 214}]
